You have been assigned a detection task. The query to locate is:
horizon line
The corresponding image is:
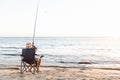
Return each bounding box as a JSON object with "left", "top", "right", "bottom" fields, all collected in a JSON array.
[{"left": 0, "top": 36, "right": 120, "bottom": 38}]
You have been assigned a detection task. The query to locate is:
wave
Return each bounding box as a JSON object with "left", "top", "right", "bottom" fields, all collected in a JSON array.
[
  {"left": 0, "top": 47, "right": 23, "bottom": 49},
  {"left": 77, "top": 48, "right": 112, "bottom": 51},
  {"left": 59, "top": 61, "right": 94, "bottom": 64},
  {"left": 1, "top": 54, "right": 20, "bottom": 56}
]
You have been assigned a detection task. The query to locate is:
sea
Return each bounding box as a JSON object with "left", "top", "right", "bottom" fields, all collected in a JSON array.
[{"left": 1, "top": 37, "right": 120, "bottom": 68}]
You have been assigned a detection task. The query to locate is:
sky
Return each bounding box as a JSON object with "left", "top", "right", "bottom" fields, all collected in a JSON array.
[{"left": 0, "top": 0, "right": 120, "bottom": 37}]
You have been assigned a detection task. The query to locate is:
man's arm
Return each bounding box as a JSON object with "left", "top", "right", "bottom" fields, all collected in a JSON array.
[{"left": 33, "top": 45, "right": 38, "bottom": 53}]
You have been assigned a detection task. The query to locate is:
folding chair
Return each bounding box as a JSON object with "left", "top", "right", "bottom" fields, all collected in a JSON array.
[{"left": 20, "top": 48, "right": 37, "bottom": 74}]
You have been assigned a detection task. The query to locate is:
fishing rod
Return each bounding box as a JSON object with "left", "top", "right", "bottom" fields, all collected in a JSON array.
[{"left": 33, "top": 0, "right": 39, "bottom": 44}]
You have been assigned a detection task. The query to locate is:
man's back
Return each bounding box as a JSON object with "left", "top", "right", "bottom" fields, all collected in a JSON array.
[{"left": 22, "top": 48, "right": 35, "bottom": 64}]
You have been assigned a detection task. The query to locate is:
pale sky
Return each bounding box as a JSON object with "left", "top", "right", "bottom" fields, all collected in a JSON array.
[{"left": 0, "top": 0, "right": 120, "bottom": 37}]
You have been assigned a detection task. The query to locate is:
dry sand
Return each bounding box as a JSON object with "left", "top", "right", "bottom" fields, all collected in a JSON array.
[{"left": 0, "top": 67, "right": 120, "bottom": 80}]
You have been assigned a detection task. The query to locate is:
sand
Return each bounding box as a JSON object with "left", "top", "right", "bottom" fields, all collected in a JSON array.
[
  {"left": 0, "top": 67, "right": 120, "bottom": 80},
  {"left": 0, "top": 61, "right": 120, "bottom": 80}
]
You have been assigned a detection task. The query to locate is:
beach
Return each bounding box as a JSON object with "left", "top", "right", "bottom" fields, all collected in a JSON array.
[
  {"left": 1, "top": 37, "right": 120, "bottom": 80},
  {"left": 1, "top": 61, "right": 120, "bottom": 80},
  {"left": 1, "top": 65, "right": 120, "bottom": 80}
]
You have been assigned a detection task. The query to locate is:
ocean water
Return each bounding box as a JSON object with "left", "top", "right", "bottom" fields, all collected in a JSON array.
[{"left": 1, "top": 37, "right": 120, "bottom": 68}]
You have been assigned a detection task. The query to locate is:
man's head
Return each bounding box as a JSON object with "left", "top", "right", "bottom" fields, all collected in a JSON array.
[{"left": 26, "top": 42, "right": 33, "bottom": 48}]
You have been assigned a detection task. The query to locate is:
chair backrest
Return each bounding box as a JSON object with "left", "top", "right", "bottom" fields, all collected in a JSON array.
[{"left": 22, "top": 48, "right": 35, "bottom": 64}]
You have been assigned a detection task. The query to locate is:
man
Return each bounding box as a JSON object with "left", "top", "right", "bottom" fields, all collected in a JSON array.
[{"left": 24, "top": 42, "right": 43, "bottom": 72}]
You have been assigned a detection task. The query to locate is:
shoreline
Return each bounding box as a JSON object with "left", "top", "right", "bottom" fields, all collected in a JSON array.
[
  {"left": 1, "top": 65, "right": 120, "bottom": 71},
  {"left": 1, "top": 63, "right": 120, "bottom": 71},
  {"left": 1, "top": 61, "right": 120, "bottom": 71}
]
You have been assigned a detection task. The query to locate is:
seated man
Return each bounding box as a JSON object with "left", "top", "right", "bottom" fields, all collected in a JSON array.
[{"left": 22, "top": 42, "right": 43, "bottom": 72}]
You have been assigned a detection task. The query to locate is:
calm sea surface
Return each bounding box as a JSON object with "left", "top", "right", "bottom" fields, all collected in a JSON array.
[{"left": 1, "top": 37, "right": 120, "bottom": 68}]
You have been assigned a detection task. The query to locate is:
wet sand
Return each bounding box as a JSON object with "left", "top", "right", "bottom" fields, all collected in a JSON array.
[
  {"left": 1, "top": 66, "right": 120, "bottom": 80},
  {"left": 0, "top": 60, "right": 120, "bottom": 80}
]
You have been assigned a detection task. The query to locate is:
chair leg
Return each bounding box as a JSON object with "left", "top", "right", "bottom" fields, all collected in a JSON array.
[
  {"left": 21, "top": 62, "right": 38, "bottom": 74},
  {"left": 21, "top": 62, "right": 28, "bottom": 73},
  {"left": 20, "top": 61, "right": 23, "bottom": 73}
]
